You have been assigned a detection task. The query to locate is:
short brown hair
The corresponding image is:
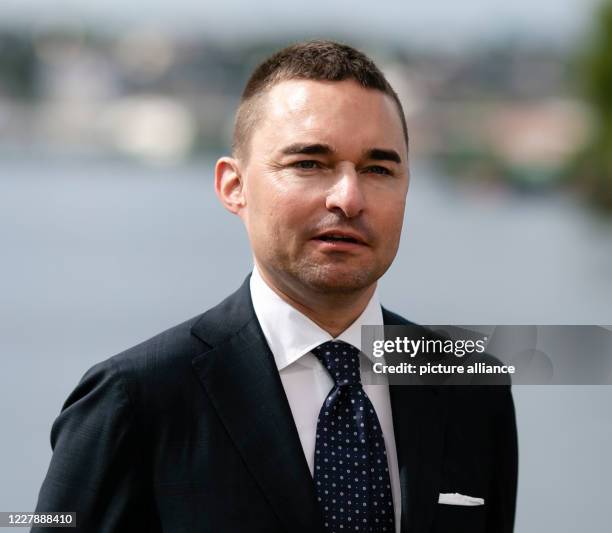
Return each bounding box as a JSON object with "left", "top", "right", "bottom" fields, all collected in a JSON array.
[{"left": 232, "top": 40, "right": 408, "bottom": 160}]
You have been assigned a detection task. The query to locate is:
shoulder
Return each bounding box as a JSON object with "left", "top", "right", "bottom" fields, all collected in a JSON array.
[
  {"left": 107, "top": 312, "right": 208, "bottom": 378},
  {"left": 100, "top": 275, "right": 253, "bottom": 373},
  {"left": 381, "top": 308, "right": 512, "bottom": 387},
  {"left": 73, "top": 276, "right": 254, "bottom": 406},
  {"left": 58, "top": 312, "right": 209, "bottom": 426}
]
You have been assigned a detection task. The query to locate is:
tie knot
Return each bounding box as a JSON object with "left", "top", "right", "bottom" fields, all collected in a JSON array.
[{"left": 312, "top": 341, "right": 362, "bottom": 386}]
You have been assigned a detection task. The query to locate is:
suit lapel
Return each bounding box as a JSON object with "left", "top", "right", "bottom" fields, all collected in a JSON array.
[
  {"left": 383, "top": 309, "right": 448, "bottom": 533},
  {"left": 389, "top": 384, "right": 448, "bottom": 533},
  {"left": 191, "top": 277, "right": 324, "bottom": 533}
]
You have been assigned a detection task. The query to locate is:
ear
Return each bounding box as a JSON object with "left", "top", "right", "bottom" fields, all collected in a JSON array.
[{"left": 215, "top": 156, "right": 245, "bottom": 215}]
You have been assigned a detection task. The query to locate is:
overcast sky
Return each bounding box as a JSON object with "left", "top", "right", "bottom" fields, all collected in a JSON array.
[{"left": 3, "top": 0, "right": 604, "bottom": 48}]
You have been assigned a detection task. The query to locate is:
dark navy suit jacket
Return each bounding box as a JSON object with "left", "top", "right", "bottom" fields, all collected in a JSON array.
[{"left": 34, "top": 275, "right": 518, "bottom": 532}]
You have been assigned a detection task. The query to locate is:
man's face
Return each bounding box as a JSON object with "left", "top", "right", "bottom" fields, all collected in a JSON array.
[{"left": 235, "top": 79, "right": 409, "bottom": 296}]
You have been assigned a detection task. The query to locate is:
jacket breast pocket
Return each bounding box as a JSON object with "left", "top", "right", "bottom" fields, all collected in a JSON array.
[{"left": 432, "top": 503, "right": 486, "bottom": 533}]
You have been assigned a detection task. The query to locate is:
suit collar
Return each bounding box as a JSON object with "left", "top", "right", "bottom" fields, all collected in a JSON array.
[
  {"left": 249, "top": 265, "right": 384, "bottom": 371},
  {"left": 191, "top": 276, "right": 447, "bottom": 533},
  {"left": 190, "top": 274, "right": 255, "bottom": 348},
  {"left": 191, "top": 273, "right": 393, "bottom": 348}
]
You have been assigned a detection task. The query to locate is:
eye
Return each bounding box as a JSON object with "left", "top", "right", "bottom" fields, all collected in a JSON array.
[
  {"left": 292, "top": 160, "right": 322, "bottom": 170},
  {"left": 364, "top": 165, "right": 392, "bottom": 175}
]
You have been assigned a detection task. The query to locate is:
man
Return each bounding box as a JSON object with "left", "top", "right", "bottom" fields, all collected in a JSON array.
[{"left": 34, "top": 41, "right": 518, "bottom": 533}]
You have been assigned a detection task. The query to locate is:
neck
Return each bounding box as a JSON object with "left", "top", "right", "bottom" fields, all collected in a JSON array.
[{"left": 256, "top": 263, "right": 376, "bottom": 338}]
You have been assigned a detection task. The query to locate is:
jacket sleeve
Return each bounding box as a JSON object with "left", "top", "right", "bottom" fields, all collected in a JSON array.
[
  {"left": 32, "top": 358, "right": 155, "bottom": 532},
  {"left": 486, "top": 385, "right": 519, "bottom": 533}
]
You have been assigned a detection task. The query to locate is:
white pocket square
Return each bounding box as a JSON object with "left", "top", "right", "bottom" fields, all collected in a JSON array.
[{"left": 438, "top": 493, "right": 485, "bottom": 506}]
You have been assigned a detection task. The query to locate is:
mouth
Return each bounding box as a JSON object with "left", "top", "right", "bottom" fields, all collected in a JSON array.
[{"left": 312, "top": 231, "right": 368, "bottom": 248}]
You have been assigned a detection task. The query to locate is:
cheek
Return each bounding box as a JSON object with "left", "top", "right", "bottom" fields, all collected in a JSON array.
[
  {"left": 255, "top": 177, "right": 317, "bottom": 220},
  {"left": 375, "top": 188, "right": 406, "bottom": 220},
  {"left": 374, "top": 196, "right": 407, "bottom": 247},
  {"left": 249, "top": 186, "right": 316, "bottom": 243}
]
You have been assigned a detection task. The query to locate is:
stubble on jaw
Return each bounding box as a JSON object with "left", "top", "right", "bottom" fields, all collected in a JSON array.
[
  {"left": 263, "top": 243, "right": 383, "bottom": 297},
  {"left": 290, "top": 259, "right": 379, "bottom": 294}
]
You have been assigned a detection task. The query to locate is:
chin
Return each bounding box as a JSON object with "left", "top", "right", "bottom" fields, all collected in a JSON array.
[{"left": 297, "top": 263, "right": 381, "bottom": 294}]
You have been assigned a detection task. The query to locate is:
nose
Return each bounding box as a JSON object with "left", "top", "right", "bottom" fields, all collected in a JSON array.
[{"left": 325, "top": 164, "right": 365, "bottom": 218}]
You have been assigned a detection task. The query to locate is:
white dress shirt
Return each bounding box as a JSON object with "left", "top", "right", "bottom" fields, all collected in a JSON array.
[{"left": 250, "top": 265, "right": 401, "bottom": 532}]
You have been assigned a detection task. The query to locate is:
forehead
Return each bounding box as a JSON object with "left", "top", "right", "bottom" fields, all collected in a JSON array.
[{"left": 253, "top": 79, "right": 406, "bottom": 158}]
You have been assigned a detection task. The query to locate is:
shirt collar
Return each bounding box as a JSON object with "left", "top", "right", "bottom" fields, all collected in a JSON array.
[{"left": 250, "top": 264, "right": 383, "bottom": 371}]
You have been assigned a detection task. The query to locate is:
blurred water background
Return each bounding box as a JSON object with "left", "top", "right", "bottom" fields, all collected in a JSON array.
[{"left": 1, "top": 1, "right": 611, "bottom": 531}]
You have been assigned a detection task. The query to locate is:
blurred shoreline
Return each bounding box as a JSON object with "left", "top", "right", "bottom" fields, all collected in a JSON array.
[{"left": 0, "top": 28, "right": 599, "bottom": 201}]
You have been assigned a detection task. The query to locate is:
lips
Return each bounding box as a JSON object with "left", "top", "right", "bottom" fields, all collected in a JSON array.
[{"left": 312, "top": 230, "right": 368, "bottom": 245}]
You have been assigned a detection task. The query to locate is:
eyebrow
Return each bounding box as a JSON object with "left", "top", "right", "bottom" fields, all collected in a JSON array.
[
  {"left": 279, "top": 143, "right": 402, "bottom": 165},
  {"left": 280, "top": 143, "right": 334, "bottom": 156},
  {"left": 364, "top": 148, "right": 402, "bottom": 164}
]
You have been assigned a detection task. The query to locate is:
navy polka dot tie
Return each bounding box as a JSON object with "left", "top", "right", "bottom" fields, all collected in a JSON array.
[{"left": 312, "top": 341, "right": 395, "bottom": 533}]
